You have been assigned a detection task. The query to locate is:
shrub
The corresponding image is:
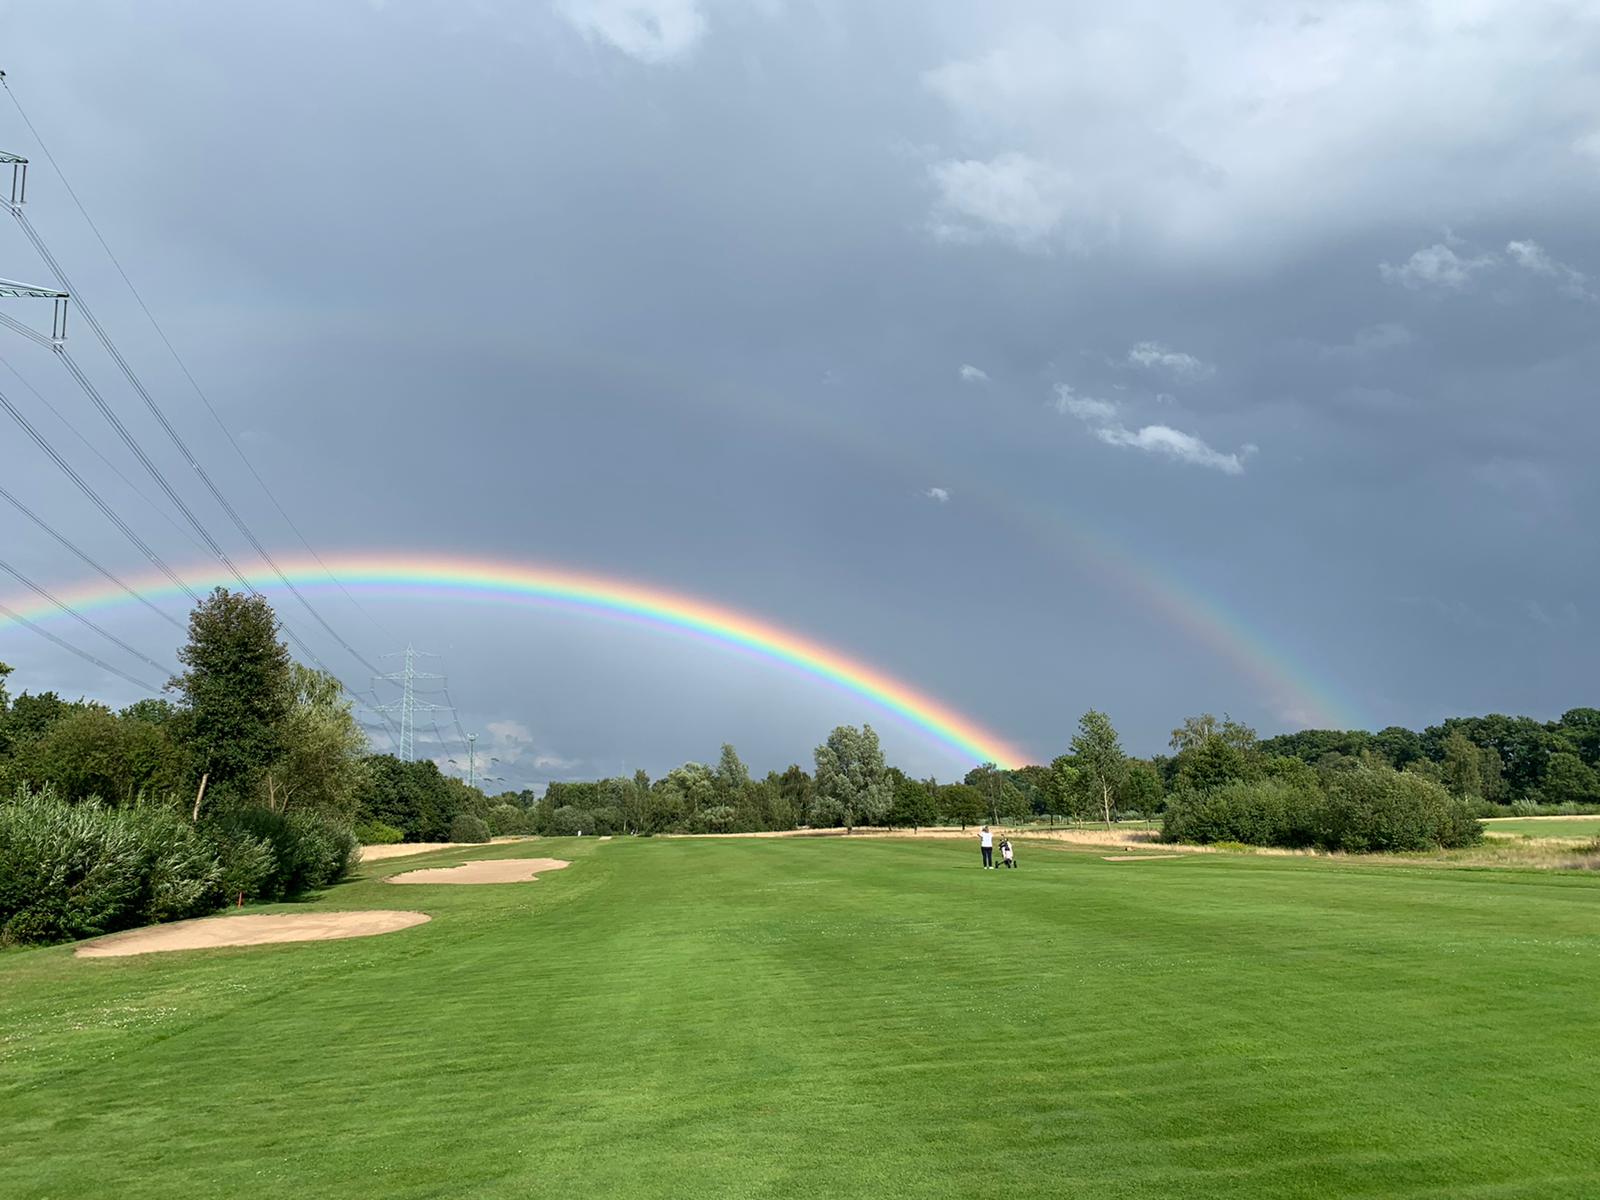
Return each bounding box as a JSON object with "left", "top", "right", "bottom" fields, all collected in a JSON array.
[
  {"left": 1161, "top": 779, "right": 1317, "bottom": 848},
  {"left": 1162, "top": 767, "right": 1483, "bottom": 853},
  {"left": 1316, "top": 770, "right": 1482, "bottom": 852},
  {"left": 353, "top": 819, "right": 404, "bottom": 845},
  {"left": 485, "top": 804, "right": 529, "bottom": 837},
  {"left": 448, "top": 813, "right": 492, "bottom": 843},
  {"left": 545, "top": 806, "right": 594, "bottom": 837},
  {"left": 0, "top": 786, "right": 149, "bottom": 944},
  {"left": 207, "top": 807, "right": 357, "bottom": 899}
]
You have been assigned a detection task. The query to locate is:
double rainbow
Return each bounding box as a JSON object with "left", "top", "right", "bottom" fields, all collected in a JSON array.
[{"left": 0, "top": 554, "right": 1030, "bottom": 768}]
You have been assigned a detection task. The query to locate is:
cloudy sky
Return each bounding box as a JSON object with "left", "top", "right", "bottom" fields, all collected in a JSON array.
[{"left": 2, "top": 0, "right": 1597, "bottom": 785}]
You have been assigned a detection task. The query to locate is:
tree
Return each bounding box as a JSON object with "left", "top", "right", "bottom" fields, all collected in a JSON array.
[
  {"left": 774, "top": 764, "right": 813, "bottom": 816},
  {"left": 889, "top": 775, "right": 938, "bottom": 831},
  {"left": 169, "top": 588, "right": 292, "bottom": 800},
  {"left": 1555, "top": 708, "right": 1600, "bottom": 768},
  {"left": 811, "top": 724, "right": 891, "bottom": 831},
  {"left": 1439, "top": 731, "right": 1484, "bottom": 800},
  {"left": 265, "top": 664, "right": 369, "bottom": 819},
  {"left": 1538, "top": 752, "right": 1600, "bottom": 806},
  {"left": 714, "top": 743, "right": 750, "bottom": 803},
  {"left": 1122, "top": 759, "right": 1165, "bottom": 818},
  {"left": 938, "top": 782, "right": 986, "bottom": 829},
  {"left": 1170, "top": 713, "right": 1257, "bottom": 755},
  {"left": 1071, "top": 710, "right": 1127, "bottom": 826}
]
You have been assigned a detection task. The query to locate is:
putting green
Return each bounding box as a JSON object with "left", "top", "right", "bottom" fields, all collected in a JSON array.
[{"left": 2, "top": 837, "right": 1596, "bottom": 1197}]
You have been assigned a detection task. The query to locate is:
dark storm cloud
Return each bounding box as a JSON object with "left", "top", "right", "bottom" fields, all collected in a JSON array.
[{"left": 3, "top": 0, "right": 1598, "bottom": 784}]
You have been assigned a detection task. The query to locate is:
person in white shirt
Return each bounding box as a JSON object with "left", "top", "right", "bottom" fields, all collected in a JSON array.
[
  {"left": 1001, "top": 839, "right": 1015, "bottom": 869},
  {"left": 979, "top": 825, "right": 994, "bottom": 869}
]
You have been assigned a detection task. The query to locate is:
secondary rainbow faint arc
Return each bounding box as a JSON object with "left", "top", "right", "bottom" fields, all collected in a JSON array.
[{"left": 0, "top": 554, "right": 1030, "bottom": 768}]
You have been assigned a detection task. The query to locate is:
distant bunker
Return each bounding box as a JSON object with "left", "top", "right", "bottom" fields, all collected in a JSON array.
[
  {"left": 76, "top": 911, "right": 432, "bottom": 958},
  {"left": 386, "top": 858, "right": 571, "bottom": 885}
]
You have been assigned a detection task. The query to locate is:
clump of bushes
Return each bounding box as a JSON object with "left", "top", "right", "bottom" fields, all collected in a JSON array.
[
  {"left": 1162, "top": 767, "right": 1483, "bottom": 853},
  {"left": 354, "top": 819, "right": 404, "bottom": 845},
  {"left": 0, "top": 784, "right": 359, "bottom": 946},
  {"left": 448, "top": 813, "right": 491, "bottom": 843}
]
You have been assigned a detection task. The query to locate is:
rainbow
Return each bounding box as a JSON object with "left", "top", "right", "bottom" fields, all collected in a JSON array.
[{"left": 0, "top": 554, "right": 1030, "bottom": 768}]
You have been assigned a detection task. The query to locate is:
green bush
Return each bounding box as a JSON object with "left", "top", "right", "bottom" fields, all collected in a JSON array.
[
  {"left": 353, "top": 819, "right": 404, "bottom": 845},
  {"left": 485, "top": 804, "right": 530, "bottom": 837},
  {"left": 1162, "top": 768, "right": 1482, "bottom": 853},
  {"left": 448, "top": 813, "right": 491, "bottom": 843},
  {"left": 207, "top": 808, "right": 357, "bottom": 899},
  {"left": 546, "top": 806, "right": 594, "bottom": 837},
  {"left": 1161, "top": 779, "right": 1317, "bottom": 848},
  {"left": 0, "top": 786, "right": 148, "bottom": 944},
  {"left": 0, "top": 787, "right": 232, "bottom": 944}
]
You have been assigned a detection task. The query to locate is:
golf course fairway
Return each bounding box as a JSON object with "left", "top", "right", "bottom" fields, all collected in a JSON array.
[{"left": 2, "top": 836, "right": 1596, "bottom": 1198}]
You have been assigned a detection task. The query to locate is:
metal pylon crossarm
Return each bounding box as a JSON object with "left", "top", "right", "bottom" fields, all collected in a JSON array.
[{"left": 0, "top": 275, "right": 68, "bottom": 341}]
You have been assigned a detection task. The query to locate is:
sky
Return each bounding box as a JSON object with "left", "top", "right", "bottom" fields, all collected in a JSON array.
[{"left": 1, "top": 0, "right": 1597, "bottom": 787}]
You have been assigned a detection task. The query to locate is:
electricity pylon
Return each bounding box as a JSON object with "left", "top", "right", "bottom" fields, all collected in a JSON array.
[{"left": 375, "top": 645, "right": 447, "bottom": 762}]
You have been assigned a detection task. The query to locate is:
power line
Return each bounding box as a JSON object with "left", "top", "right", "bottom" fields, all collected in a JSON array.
[
  {"left": 1, "top": 351, "right": 213, "bottom": 558},
  {"left": 2, "top": 76, "right": 397, "bottom": 650},
  {"left": 0, "top": 553, "right": 175, "bottom": 676},
  {"left": 0, "top": 381, "right": 201, "bottom": 604},
  {"left": 0, "top": 596, "right": 160, "bottom": 693},
  {"left": 0, "top": 479, "right": 182, "bottom": 629}
]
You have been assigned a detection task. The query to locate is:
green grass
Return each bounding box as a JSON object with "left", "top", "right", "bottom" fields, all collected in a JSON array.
[
  {"left": 3, "top": 837, "right": 1598, "bottom": 1198},
  {"left": 1482, "top": 816, "right": 1600, "bottom": 839}
]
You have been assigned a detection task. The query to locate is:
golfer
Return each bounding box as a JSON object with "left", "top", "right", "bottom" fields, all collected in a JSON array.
[
  {"left": 979, "top": 825, "right": 994, "bottom": 869},
  {"left": 1001, "top": 839, "right": 1015, "bottom": 869}
]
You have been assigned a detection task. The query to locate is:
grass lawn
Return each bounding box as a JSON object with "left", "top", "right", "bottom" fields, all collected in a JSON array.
[
  {"left": 1482, "top": 816, "right": 1600, "bottom": 839},
  {"left": 3, "top": 836, "right": 1597, "bottom": 1198}
]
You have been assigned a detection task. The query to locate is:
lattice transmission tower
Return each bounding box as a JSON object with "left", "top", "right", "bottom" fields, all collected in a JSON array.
[{"left": 375, "top": 645, "right": 449, "bottom": 762}]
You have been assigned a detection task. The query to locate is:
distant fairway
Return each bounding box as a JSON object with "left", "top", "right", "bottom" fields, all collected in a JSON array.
[
  {"left": 3, "top": 838, "right": 1597, "bottom": 1198},
  {"left": 1482, "top": 815, "right": 1600, "bottom": 839}
]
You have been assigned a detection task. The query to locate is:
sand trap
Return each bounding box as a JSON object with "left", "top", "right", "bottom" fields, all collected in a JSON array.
[
  {"left": 361, "top": 837, "right": 529, "bottom": 862},
  {"left": 386, "top": 857, "right": 570, "bottom": 885},
  {"left": 76, "top": 911, "right": 431, "bottom": 958},
  {"left": 1102, "top": 854, "right": 1184, "bottom": 862}
]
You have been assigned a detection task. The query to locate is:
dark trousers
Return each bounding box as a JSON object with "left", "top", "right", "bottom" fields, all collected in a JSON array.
[
  {"left": 981, "top": 846, "right": 993, "bottom": 867},
  {"left": 1003, "top": 857, "right": 1015, "bottom": 868}
]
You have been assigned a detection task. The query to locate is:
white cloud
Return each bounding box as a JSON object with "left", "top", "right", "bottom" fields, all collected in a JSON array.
[
  {"left": 1126, "top": 341, "right": 1213, "bottom": 379},
  {"left": 928, "top": 152, "right": 1079, "bottom": 248},
  {"left": 920, "top": 5, "right": 1600, "bottom": 259},
  {"left": 1055, "top": 382, "right": 1250, "bottom": 474},
  {"left": 1380, "top": 237, "right": 1593, "bottom": 298},
  {"left": 958, "top": 363, "right": 989, "bottom": 383},
  {"left": 922, "top": 486, "right": 951, "bottom": 503},
  {"left": 1379, "top": 243, "right": 1495, "bottom": 290},
  {"left": 1094, "top": 423, "right": 1251, "bottom": 475},
  {"left": 555, "top": 0, "right": 707, "bottom": 64},
  {"left": 1505, "top": 239, "right": 1592, "bottom": 299},
  {"left": 1052, "top": 383, "right": 1117, "bottom": 422}
]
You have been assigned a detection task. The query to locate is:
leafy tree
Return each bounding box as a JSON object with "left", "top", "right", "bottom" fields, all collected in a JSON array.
[
  {"left": 1555, "top": 708, "right": 1600, "bottom": 767},
  {"left": 1538, "top": 752, "right": 1600, "bottom": 806},
  {"left": 15, "top": 705, "right": 182, "bottom": 804},
  {"left": 938, "top": 782, "right": 986, "bottom": 828},
  {"left": 168, "top": 588, "right": 292, "bottom": 801},
  {"left": 1170, "top": 713, "right": 1258, "bottom": 755},
  {"left": 1439, "top": 731, "right": 1484, "bottom": 800},
  {"left": 714, "top": 743, "right": 750, "bottom": 803},
  {"left": 811, "top": 724, "right": 891, "bottom": 831},
  {"left": 264, "top": 664, "right": 368, "bottom": 820},
  {"left": 773, "top": 764, "right": 813, "bottom": 816},
  {"left": 889, "top": 775, "right": 938, "bottom": 831},
  {"left": 1122, "top": 759, "right": 1165, "bottom": 817},
  {"left": 1071, "top": 710, "right": 1127, "bottom": 826}
]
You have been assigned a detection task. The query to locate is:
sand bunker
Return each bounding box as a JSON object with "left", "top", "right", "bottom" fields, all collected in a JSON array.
[
  {"left": 76, "top": 911, "right": 431, "bottom": 958},
  {"left": 386, "top": 857, "right": 570, "bottom": 885},
  {"left": 361, "top": 837, "right": 529, "bottom": 862},
  {"left": 1102, "top": 854, "right": 1183, "bottom": 862}
]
